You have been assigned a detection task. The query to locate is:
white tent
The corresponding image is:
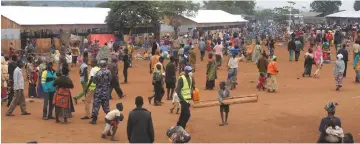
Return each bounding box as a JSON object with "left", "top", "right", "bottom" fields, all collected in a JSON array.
[
  {"left": 182, "top": 10, "right": 248, "bottom": 24},
  {"left": 325, "top": 11, "right": 360, "bottom": 18},
  {"left": 1, "top": 6, "right": 110, "bottom": 25}
]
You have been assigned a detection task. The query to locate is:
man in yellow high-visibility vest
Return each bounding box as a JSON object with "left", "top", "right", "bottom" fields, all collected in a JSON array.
[
  {"left": 81, "top": 59, "right": 100, "bottom": 120},
  {"left": 175, "top": 66, "right": 195, "bottom": 129}
]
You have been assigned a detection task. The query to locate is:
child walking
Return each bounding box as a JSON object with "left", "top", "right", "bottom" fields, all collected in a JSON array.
[
  {"left": 101, "top": 103, "right": 124, "bottom": 141},
  {"left": 218, "top": 81, "right": 231, "bottom": 126},
  {"left": 257, "top": 73, "right": 266, "bottom": 91},
  {"left": 170, "top": 92, "right": 180, "bottom": 114}
]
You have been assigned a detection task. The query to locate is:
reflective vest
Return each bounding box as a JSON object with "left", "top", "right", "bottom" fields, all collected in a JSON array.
[
  {"left": 180, "top": 75, "right": 192, "bottom": 101},
  {"left": 88, "top": 66, "right": 100, "bottom": 91}
]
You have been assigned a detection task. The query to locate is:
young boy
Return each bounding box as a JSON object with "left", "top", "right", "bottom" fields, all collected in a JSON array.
[
  {"left": 218, "top": 81, "right": 231, "bottom": 126},
  {"left": 257, "top": 73, "right": 266, "bottom": 91},
  {"left": 170, "top": 92, "right": 180, "bottom": 114},
  {"left": 101, "top": 103, "right": 124, "bottom": 141}
]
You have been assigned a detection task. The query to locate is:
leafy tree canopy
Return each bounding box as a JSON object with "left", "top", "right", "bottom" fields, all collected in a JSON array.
[
  {"left": 310, "top": 1, "right": 342, "bottom": 15},
  {"left": 202, "top": 1, "right": 256, "bottom": 15},
  {"left": 354, "top": 0, "right": 360, "bottom": 11},
  {"left": 105, "top": 1, "right": 161, "bottom": 32}
]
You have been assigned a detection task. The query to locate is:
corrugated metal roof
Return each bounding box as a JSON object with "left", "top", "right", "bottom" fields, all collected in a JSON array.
[
  {"left": 325, "top": 11, "right": 360, "bottom": 18},
  {"left": 1, "top": 6, "right": 247, "bottom": 26},
  {"left": 1, "top": 6, "right": 110, "bottom": 25},
  {"left": 300, "top": 12, "right": 322, "bottom": 17},
  {"left": 183, "top": 10, "right": 247, "bottom": 24}
]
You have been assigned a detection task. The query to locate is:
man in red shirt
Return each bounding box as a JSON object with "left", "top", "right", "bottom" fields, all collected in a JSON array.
[{"left": 9, "top": 43, "right": 14, "bottom": 57}]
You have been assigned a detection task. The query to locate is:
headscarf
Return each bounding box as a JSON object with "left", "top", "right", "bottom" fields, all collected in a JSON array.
[
  {"left": 337, "top": 53, "right": 343, "bottom": 60},
  {"left": 325, "top": 102, "right": 338, "bottom": 113},
  {"left": 270, "top": 55, "right": 277, "bottom": 61}
]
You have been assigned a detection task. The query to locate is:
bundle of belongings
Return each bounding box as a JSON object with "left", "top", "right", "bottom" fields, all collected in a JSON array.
[{"left": 166, "top": 126, "right": 191, "bottom": 143}]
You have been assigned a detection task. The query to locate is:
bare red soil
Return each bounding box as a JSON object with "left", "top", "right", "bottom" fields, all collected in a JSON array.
[{"left": 2, "top": 42, "right": 359, "bottom": 143}]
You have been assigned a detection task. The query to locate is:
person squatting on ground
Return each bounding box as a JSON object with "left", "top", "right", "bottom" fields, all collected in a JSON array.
[
  {"left": 6, "top": 61, "right": 31, "bottom": 116},
  {"left": 41, "top": 62, "right": 57, "bottom": 120},
  {"left": 267, "top": 55, "right": 279, "bottom": 93},
  {"left": 334, "top": 54, "right": 345, "bottom": 91},
  {"left": 176, "top": 66, "right": 195, "bottom": 129},
  {"left": 353, "top": 52, "right": 360, "bottom": 83},
  {"left": 218, "top": 81, "right": 231, "bottom": 126},
  {"left": 82, "top": 59, "right": 100, "bottom": 120},
  {"left": 127, "top": 96, "right": 155, "bottom": 143},
  {"left": 89, "top": 60, "right": 111, "bottom": 124},
  {"left": 101, "top": 103, "right": 124, "bottom": 141},
  {"left": 7, "top": 54, "right": 18, "bottom": 107},
  {"left": 73, "top": 58, "right": 88, "bottom": 104},
  {"left": 165, "top": 56, "right": 176, "bottom": 100},
  {"left": 53, "top": 67, "right": 74, "bottom": 124},
  {"left": 108, "top": 57, "right": 125, "bottom": 99},
  {"left": 303, "top": 48, "right": 314, "bottom": 77}
]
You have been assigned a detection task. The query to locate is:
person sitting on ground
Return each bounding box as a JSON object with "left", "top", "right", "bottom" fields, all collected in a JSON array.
[{"left": 101, "top": 103, "right": 124, "bottom": 141}]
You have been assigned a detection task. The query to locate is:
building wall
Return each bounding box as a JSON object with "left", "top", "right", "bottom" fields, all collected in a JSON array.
[
  {"left": 160, "top": 24, "right": 196, "bottom": 36},
  {"left": 1, "top": 16, "right": 22, "bottom": 53}
]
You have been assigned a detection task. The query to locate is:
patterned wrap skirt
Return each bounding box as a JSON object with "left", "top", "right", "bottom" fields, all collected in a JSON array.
[
  {"left": 334, "top": 73, "right": 344, "bottom": 86},
  {"left": 267, "top": 75, "right": 278, "bottom": 91}
]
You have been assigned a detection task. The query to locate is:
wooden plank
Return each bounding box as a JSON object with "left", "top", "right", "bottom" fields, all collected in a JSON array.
[
  {"left": 1, "top": 16, "right": 22, "bottom": 29},
  {"left": 1, "top": 40, "right": 21, "bottom": 54},
  {"left": 192, "top": 94, "right": 258, "bottom": 108}
]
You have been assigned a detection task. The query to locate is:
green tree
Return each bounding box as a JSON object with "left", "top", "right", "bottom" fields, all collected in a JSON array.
[
  {"left": 254, "top": 9, "right": 275, "bottom": 21},
  {"left": 96, "top": 1, "right": 111, "bottom": 8},
  {"left": 202, "top": 1, "right": 256, "bottom": 15},
  {"left": 158, "top": 1, "right": 200, "bottom": 37},
  {"left": 354, "top": 1, "right": 360, "bottom": 11},
  {"left": 310, "top": 1, "right": 342, "bottom": 15},
  {"left": 105, "top": 1, "right": 161, "bottom": 35}
]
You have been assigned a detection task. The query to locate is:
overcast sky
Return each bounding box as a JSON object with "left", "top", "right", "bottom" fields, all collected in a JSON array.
[
  {"left": 195, "top": 0, "right": 356, "bottom": 11},
  {"left": 255, "top": 0, "right": 356, "bottom": 11}
]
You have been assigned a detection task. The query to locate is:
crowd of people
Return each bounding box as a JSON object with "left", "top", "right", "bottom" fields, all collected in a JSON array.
[{"left": 1, "top": 21, "right": 359, "bottom": 143}]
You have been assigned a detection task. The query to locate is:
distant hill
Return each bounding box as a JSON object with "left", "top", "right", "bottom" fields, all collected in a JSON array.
[{"left": 1, "top": 1, "right": 105, "bottom": 7}]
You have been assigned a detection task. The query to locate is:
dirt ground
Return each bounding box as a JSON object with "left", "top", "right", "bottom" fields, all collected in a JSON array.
[{"left": 2, "top": 42, "right": 360, "bottom": 143}]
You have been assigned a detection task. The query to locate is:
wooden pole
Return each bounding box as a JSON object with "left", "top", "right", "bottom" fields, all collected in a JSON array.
[{"left": 191, "top": 94, "right": 258, "bottom": 108}]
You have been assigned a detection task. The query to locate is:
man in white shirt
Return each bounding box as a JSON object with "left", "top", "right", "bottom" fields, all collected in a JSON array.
[
  {"left": 6, "top": 61, "right": 31, "bottom": 116},
  {"left": 108, "top": 40, "right": 114, "bottom": 52}
]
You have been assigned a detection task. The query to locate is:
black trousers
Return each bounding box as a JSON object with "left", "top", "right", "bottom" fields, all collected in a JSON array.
[
  {"left": 110, "top": 77, "right": 123, "bottom": 98},
  {"left": 154, "top": 83, "right": 164, "bottom": 103},
  {"left": 7, "top": 81, "right": 14, "bottom": 107},
  {"left": 295, "top": 51, "right": 300, "bottom": 61},
  {"left": 177, "top": 101, "right": 191, "bottom": 129},
  {"left": 344, "top": 61, "right": 348, "bottom": 77},
  {"left": 123, "top": 65, "right": 129, "bottom": 83},
  {"left": 200, "top": 51, "right": 205, "bottom": 61}
]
